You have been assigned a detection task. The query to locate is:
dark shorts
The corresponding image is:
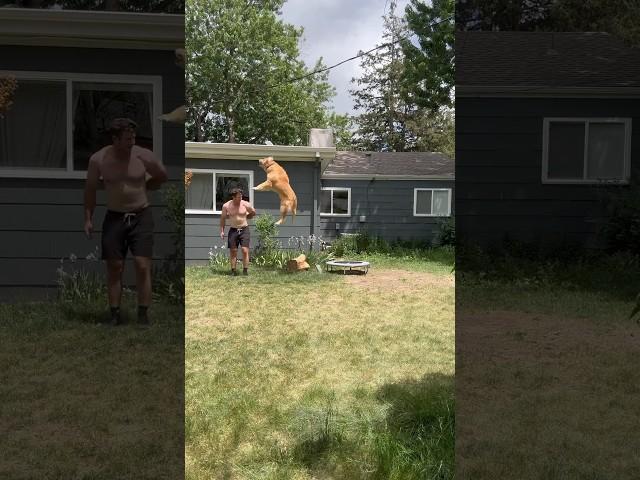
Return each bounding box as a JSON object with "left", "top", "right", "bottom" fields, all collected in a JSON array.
[
  {"left": 101, "top": 207, "right": 154, "bottom": 260},
  {"left": 228, "top": 227, "right": 250, "bottom": 249}
]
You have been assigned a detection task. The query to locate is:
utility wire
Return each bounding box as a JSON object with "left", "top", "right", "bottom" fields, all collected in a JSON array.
[{"left": 204, "top": 14, "right": 454, "bottom": 105}]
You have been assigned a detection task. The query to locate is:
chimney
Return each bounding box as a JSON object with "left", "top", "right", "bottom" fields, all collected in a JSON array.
[{"left": 308, "top": 128, "right": 334, "bottom": 148}]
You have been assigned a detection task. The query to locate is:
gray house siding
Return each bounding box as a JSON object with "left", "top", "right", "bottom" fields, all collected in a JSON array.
[
  {"left": 319, "top": 179, "right": 455, "bottom": 244},
  {"left": 185, "top": 158, "right": 319, "bottom": 265},
  {"left": 457, "top": 97, "right": 640, "bottom": 249},
  {"left": 0, "top": 46, "right": 184, "bottom": 294}
]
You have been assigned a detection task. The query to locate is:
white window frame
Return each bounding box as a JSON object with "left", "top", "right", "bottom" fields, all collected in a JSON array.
[
  {"left": 542, "top": 117, "right": 632, "bottom": 184},
  {"left": 0, "top": 70, "right": 162, "bottom": 179},
  {"left": 319, "top": 187, "right": 351, "bottom": 217},
  {"left": 413, "top": 188, "right": 452, "bottom": 217},
  {"left": 185, "top": 168, "right": 254, "bottom": 215}
]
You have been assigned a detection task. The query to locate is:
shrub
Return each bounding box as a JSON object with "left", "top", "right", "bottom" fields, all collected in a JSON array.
[
  {"left": 436, "top": 217, "right": 455, "bottom": 246},
  {"left": 155, "top": 183, "right": 185, "bottom": 304},
  {"left": 254, "top": 214, "right": 280, "bottom": 256}
]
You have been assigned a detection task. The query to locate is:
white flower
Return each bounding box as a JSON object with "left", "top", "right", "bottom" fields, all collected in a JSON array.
[{"left": 69, "top": 253, "right": 77, "bottom": 263}]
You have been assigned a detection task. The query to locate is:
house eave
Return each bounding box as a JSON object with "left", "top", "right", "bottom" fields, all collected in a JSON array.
[
  {"left": 185, "top": 142, "right": 336, "bottom": 172},
  {"left": 0, "top": 8, "right": 184, "bottom": 50},
  {"left": 321, "top": 174, "right": 454, "bottom": 181},
  {"left": 457, "top": 85, "right": 640, "bottom": 98}
]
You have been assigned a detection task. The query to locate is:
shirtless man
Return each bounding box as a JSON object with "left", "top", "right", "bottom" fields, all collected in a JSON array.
[
  {"left": 84, "top": 118, "right": 168, "bottom": 325},
  {"left": 220, "top": 188, "right": 256, "bottom": 276}
]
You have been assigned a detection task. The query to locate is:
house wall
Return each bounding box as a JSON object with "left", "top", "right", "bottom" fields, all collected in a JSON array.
[
  {"left": 319, "top": 179, "right": 455, "bottom": 244},
  {"left": 456, "top": 97, "right": 640, "bottom": 250},
  {"left": 185, "top": 158, "right": 319, "bottom": 265},
  {"left": 0, "top": 46, "right": 184, "bottom": 297}
]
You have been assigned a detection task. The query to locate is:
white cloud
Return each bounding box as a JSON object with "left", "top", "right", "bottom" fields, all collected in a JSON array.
[{"left": 279, "top": 0, "right": 411, "bottom": 115}]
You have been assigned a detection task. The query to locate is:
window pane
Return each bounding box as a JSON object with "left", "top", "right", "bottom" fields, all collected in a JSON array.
[
  {"left": 0, "top": 80, "right": 66, "bottom": 168},
  {"left": 333, "top": 190, "right": 349, "bottom": 214},
  {"left": 186, "top": 173, "right": 213, "bottom": 210},
  {"left": 215, "top": 174, "right": 249, "bottom": 211},
  {"left": 73, "top": 83, "right": 153, "bottom": 171},
  {"left": 587, "top": 123, "right": 625, "bottom": 180},
  {"left": 433, "top": 190, "right": 450, "bottom": 216},
  {"left": 320, "top": 189, "right": 331, "bottom": 214},
  {"left": 548, "top": 122, "right": 585, "bottom": 179},
  {"left": 416, "top": 190, "right": 432, "bottom": 215}
]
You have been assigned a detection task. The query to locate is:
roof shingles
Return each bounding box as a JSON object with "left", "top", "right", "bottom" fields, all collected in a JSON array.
[
  {"left": 324, "top": 151, "right": 454, "bottom": 178},
  {"left": 457, "top": 31, "right": 640, "bottom": 89}
]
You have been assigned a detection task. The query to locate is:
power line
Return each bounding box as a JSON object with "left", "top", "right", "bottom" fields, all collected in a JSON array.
[
  {"left": 204, "top": 14, "right": 454, "bottom": 105},
  {"left": 265, "top": 15, "right": 452, "bottom": 90}
]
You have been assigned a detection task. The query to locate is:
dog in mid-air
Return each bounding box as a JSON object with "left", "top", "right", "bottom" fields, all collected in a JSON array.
[{"left": 253, "top": 157, "right": 297, "bottom": 225}]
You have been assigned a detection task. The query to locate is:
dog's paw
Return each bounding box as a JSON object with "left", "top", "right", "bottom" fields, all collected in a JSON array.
[{"left": 275, "top": 220, "right": 284, "bottom": 225}]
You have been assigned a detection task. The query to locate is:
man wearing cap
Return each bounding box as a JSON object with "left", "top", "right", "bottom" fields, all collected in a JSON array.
[{"left": 84, "top": 118, "right": 168, "bottom": 325}]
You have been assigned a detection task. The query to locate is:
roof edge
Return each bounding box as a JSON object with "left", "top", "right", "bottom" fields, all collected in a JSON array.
[
  {"left": 0, "top": 8, "right": 184, "bottom": 50},
  {"left": 322, "top": 174, "right": 454, "bottom": 181},
  {"left": 457, "top": 85, "right": 640, "bottom": 98}
]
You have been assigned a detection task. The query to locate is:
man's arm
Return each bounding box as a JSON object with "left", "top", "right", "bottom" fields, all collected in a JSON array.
[
  {"left": 84, "top": 154, "right": 100, "bottom": 238},
  {"left": 140, "top": 148, "right": 168, "bottom": 191},
  {"left": 245, "top": 201, "right": 257, "bottom": 220},
  {"left": 220, "top": 205, "right": 227, "bottom": 238}
]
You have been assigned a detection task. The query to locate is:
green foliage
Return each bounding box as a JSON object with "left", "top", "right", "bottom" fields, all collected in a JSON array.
[
  {"left": 436, "top": 216, "right": 455, "bottom": 246},
  {"left": 402, "top": 0, "right": 454, "bottom": 111},
  {"left": 456, "top": 0, "right": 640, "bottom": 46},
  {"left": 186, "top": 0, "right": 335, "bottom": 144},
  {"left": 602, "top": 182, "right": 640, "bottom": 255},
  {"left": 350, "top": 1, "right": 454, "bottom": 154},
  {"left": 254, "top": 213, "right": 280, "bottom": 255},
  {"left": 56, "top": 249, "right": 105, "bottom": 313},
  {"left": 406, "top": 107, "right": 455, "bottom": 159},
  {"left": 326, "top": 112, "right": 356, "bottom": 150},
  {"left": 208, "top": 247, "right": 229, "bottom": 269},
  {"left": 156, "top": 183, "right": 185, "bottom": 305},
  {"left": 350, "top": 2, "right": 415, "bottom": 152}
]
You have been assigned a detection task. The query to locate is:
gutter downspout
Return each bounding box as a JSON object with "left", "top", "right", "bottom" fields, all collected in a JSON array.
[{"left": 312, "top": 153, "right": 320, "bottom": 247}]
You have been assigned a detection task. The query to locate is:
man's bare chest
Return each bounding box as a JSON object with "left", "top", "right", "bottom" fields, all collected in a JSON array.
[
  {"left": 101, "top": 155, "right": 146, "bottom": 183},
  {"left": 226, "top": 203, "right": 247, "bottom": 216}
]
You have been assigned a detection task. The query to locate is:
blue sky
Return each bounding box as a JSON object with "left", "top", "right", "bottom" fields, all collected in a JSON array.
[{"left": 279, "top": 0, "right": 411, "bottom": 116}]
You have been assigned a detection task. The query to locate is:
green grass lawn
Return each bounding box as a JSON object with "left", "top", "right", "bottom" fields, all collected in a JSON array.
[
  {"left": 0, "top": 297, "right": 184, "bottom": 480},
  {"left": 456, "top": 258, "right": 640, "bottom": 480},
  {"left": 186, "top": 255, "right": 455, "bottom": 479}
]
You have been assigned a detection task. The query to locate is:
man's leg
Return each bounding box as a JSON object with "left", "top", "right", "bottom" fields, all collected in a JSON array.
[
  {"left": 230, "top": 247, "right": 238, "bottom": 274},
  {"left": 134, "top": 256, "right": 152, "bottom": 323},
  {"left": 106, "top": 259, "right": 124, "bottom": 324},
  {"left": 241, "top": 246, "right": 250, "bottom": 274},
  {"left": 128, "top": 207, "right": 155, "bottom": 323}
]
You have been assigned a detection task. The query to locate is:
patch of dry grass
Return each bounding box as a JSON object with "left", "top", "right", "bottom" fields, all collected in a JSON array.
[
  {"left": 456, "top": 283, "right": 640, "bottom": 479},
  {"left": 0, "top": 301, "right": 183, "bottom": 480},
  {"left": 186, "top": 264, "right": 454, "bottom": 479}
]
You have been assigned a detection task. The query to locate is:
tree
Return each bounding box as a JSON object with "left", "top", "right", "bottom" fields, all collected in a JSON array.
[
  {"left": 350, "top": 1, "right": 415, "bottom": 152},
  {"left": 402, "top": 0, "right": 454, "bottom": 112},
  {"left": 326, "top": 112, "right": 355, "bottom": 150},
  {"left": 406, "top": 107, "right": 455, "bottom": 159},
  {"left": 456, "top": 0, "right": 640, "bottom": 46},
  {"left": 455, "top": 0, "right": 553, "bottom": 31},
  {"left": 550, "top": 0, "right": 640, "bottom": 45},
  {"left": 185, "top": 0, "right": 334, "bottom": 144}
]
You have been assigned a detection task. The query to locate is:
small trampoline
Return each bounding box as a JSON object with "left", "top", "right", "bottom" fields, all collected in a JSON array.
[{"left": 326, "top": 260, "right": 370, "bottom": 275}]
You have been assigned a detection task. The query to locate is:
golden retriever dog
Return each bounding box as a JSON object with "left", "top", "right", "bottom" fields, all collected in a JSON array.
[{"left": 254, "top": 157, "right": 297, "bottom": 225}]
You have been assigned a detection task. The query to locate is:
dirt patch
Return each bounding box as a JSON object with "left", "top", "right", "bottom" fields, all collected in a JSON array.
[
  {"left": 341, "top": 268, "right": 453, "bottom": 293},
  {"left": 457, "top": 310, "right": 640, "bottom": 478}
]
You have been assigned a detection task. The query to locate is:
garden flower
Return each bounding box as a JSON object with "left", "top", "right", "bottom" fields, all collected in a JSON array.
[{"left": 69, "top": 253, "right": 77, "bottom": 263}]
